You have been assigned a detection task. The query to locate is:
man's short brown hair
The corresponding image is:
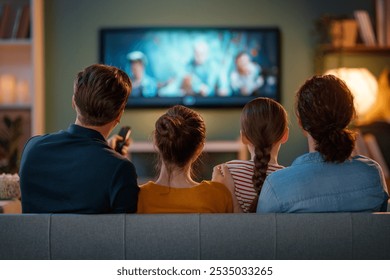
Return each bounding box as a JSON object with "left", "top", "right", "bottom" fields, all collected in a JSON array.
[{"left": 73, "top": 64, "right": 132, "bottom": 126}]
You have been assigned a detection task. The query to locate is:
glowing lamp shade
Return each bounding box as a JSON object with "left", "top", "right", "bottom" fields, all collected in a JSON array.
[{"left": 324, "top": 68, "right": 378, "bottom": 117}]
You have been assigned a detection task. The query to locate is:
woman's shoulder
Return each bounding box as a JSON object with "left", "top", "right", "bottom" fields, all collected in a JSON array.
[
  {"left": 350, "top": 155, "right": 385, "bottom": 173},
  {"left": 201, "top": 180, "right": 233, "bottom": 203},
  {"left": 352, "top": 154, "right": 381, "bottom": 164},
  {"left": 200, "top": 180, "right": 226, "bottom": 188},
  {"left": 140, "top": 181, "right": 229, "bottom": 192},
  {"left": 139, "top": 181, "right": 163, "bottom": 190}
]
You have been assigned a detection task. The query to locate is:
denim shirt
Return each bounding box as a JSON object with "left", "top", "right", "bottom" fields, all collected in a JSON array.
[{"left": 257, "top": 152, "right": 389, "bottom": 213}]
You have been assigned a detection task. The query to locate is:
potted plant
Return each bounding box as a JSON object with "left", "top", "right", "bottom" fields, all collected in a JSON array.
[{"left": 0, "top": 115, "right": 23, "bottom": 174}]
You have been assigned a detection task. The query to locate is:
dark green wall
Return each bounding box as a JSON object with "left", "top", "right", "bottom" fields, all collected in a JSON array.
[{"left": 44, "top": 0, "right": 374, "bottom": 166}]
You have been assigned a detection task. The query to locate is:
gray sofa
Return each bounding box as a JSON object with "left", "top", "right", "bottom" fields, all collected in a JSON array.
[{"left": 0, "top": 213, "right": 389, "bottom": 260}]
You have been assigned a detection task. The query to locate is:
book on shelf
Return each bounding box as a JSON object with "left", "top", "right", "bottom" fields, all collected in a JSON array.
[
  {"left": 15, "top": 4, "right": 30, "bottom": 39},
  {"left": 0, "top": 3, "right": 12, "bottom": 39},
  {"left": 10, "top": 6, "right": 22, "bottom": 38},
  {"left": 385, "top": 0, "right": 390, "bottom": 46},
  {"left": 375, "top": 0, "right": 390, "bottom": 47},
  {"left": 376, "top": 0, "right": 386, "bottom": 46},
  {"left": 0, "top": 3, "right": 31, "bottom": 40},
  {"left": 354, "top": 10, "right": 377, "bottom": 46}
]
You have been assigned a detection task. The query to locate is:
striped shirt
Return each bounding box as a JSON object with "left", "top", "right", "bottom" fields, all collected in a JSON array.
[{"left": 226, "top": 160, "right": 284, "bottom": 213}]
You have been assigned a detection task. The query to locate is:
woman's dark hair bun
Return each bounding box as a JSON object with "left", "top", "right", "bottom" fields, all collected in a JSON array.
[
  {"left": 155, "top": 115, "right": 184, "bottom": 142},
  {"left": 154, "top": 105, "right": 205, "bottom": 168}
]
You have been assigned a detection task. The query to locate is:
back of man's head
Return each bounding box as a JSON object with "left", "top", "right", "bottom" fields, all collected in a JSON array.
[{"left": 73, "top": 64, "right": 132, "bottom": 126}]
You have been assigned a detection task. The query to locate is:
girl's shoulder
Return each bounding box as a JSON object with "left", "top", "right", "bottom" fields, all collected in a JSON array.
[
  {"left": 267, "top": 163, "right": 284, "bottom": 173},
  {"left": 226, "top": 159, "right": 254, "bottom": 169},
  {"left": 226, "top": 160, "right": 284, "bottom": 172}
]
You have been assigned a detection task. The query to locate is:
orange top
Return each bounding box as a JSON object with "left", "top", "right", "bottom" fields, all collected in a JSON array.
[{"left": 137, "top": 180, "right": 233, "bottom": 213}]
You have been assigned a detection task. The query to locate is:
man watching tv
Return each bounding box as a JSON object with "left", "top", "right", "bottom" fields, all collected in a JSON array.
[{"left": 19, "top": 64, "right": 139, "bottom": 213}]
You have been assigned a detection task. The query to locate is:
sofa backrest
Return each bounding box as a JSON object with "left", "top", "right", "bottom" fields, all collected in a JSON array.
[{"left": 0, "top": 213, "right": 389, "bottom": 260}]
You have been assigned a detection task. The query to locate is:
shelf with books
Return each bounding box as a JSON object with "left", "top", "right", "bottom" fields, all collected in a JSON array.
[{"left": 0, "top": 0, "right": 43, "bottom": 175}]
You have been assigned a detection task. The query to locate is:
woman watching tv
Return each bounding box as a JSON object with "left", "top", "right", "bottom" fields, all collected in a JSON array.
[
  {"left": 257, "top": 74, "right": 389, "bottom": 213},
  {"left": 137, "top": 105, "right": 233, "bottom": 213}
]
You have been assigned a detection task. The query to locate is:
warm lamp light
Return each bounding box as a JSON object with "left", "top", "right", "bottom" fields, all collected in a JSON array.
[{"left": 324, "top": 68, "right": 378, "bottom": 117}]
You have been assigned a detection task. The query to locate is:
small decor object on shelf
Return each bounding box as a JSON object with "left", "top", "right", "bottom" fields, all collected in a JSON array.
[
  {"left": 15, "top": 79, "right": 30, "bottom": 104},
  {"left": 314, "top": 14, "right": 351, "bottom": 45},
  {"left": 0, "top": 173, "right": 20, "bottom": 200},
  {"left": 330, "top": 19, "right": 358, "bottom": 47},
  {"left": 0, "top": 74, "right": 16, "bottom": 104}
]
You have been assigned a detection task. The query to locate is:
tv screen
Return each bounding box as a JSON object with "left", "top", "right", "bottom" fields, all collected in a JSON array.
[{"left": 99, "top": 27, "right": 281, "bottom": 108}]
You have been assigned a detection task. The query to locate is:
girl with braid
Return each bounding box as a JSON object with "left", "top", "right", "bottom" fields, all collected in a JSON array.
[
  {"left": 257, "top": 75, "right": 388, "bottom": 213},
  {"left": 224, "top": 97, "right": 289, "bottom": 213}
]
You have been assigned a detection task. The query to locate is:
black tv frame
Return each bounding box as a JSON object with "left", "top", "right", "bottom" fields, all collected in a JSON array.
[{"left": 99, "top": 26, "right": 281, "bottom": 108}]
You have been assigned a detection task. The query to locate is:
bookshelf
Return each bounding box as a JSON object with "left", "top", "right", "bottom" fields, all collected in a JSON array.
[
  {"left": 315, "top": 1, "right": 390, "bottom": 74},
  {"left": 0, "top": 0, "right": 44, "bottom": 136}
]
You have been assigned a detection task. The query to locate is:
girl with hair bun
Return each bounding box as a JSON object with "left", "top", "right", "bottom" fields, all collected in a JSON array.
[
  {"left": 221, "top": 97, "right": 289, "bottom": 213},
  {"left": 137, "top": 105, "right": 233, "bottom": 213},
  {"left": 257, "top": 75, "right": 389, "bottom": 213}
]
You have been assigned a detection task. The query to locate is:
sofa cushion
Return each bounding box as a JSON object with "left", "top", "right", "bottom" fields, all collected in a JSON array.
[
  {"left": 50, "top": 214, "right": 125, "bottom": 260},
  {"left": 352, "top": 213, "right": 390, "bottom": 259},
  {"left": 125, "top": 214, "right": 200, "bottom": 259},
  {"left": 200, "top": 213, "right": 276, "bottom": 259},
  {"left": 276, "top": 213, "right": 353, "bottom": 259},
  {"left": 0, "top": 214, "right": 50, "bottom": 260}
]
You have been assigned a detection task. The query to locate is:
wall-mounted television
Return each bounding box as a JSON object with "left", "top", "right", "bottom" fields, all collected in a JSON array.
[{"left": 99, "top": 27, "right": 281, "bottom": 108}]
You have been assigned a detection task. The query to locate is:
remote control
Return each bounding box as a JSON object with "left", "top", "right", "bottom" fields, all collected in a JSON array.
[{"left": 115, "top": 126, "right": 131, "bottom": 153}]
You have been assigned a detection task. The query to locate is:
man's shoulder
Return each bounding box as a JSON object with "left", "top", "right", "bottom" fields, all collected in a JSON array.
[
  {"left": 27, "top": 130, "right": 66, "bottom": 144},
  {"left": 22, "top": 132, "right": 61, "bottom": 154},
  {"left": 116, "top": 156, "right": 137, "bottom": 170}
]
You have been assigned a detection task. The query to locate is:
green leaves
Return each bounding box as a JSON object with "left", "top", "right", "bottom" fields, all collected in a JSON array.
[{"left": 0, "top": 115, "right": 23, "bottom": 174}]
